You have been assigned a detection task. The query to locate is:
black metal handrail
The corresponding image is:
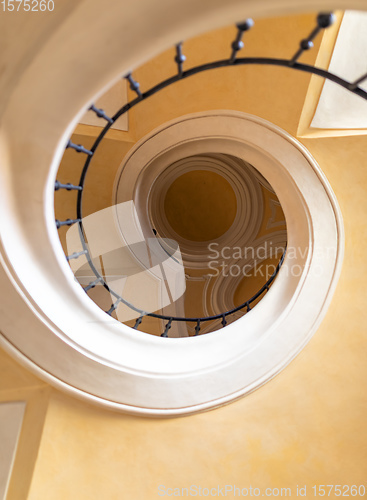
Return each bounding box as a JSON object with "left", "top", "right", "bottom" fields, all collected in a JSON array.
[{"left": 55, "top": 12, "right": 366, "bottom": 337}]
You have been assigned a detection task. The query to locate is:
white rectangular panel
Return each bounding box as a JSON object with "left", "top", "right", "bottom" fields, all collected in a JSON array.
[{"left": 0, "top": 401, "right": 26, "bottom": 500}]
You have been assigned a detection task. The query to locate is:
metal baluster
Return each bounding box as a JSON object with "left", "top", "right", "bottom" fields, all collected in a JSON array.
[
  {"left": 66, "top": 250, "right": 88, "bottom": 261},
  {"left": 56, "top": 218, "right": 81, "bottom": 229},
  {"left": 66, "top": 140, "right": 93, "bottom": 156},
  {"left": 125, "top": 73, "right": 142, "bottom": 98},
  {"left": 161, "top": 318, "right": 173, "bottom": 337},
  {"left": 349, "top": 72, "right": 367, "bottom": 91},
  {"left": 289, "top": 12, "right": 335, "bottom": 65},
  {"left": 230, "top": 19, "right": 254, "bottom": 64},
  {"left": 221, "top": 314, "right": 227, "bottom": 327},
  {"left": 133, "top": 316, "right": 144, "bottom": 330},
  {"left": 106, "top": 299, "right": 122, "bottom": 316},
  {"left": 89, "top": 104, "right": 114, "bottom": 124},
  {"left": 175, "top": 42, "right": 186, "bottom": 77},
  {"left": 83, "top": 277, "right": 103, "bottom": 292},
  {"left": 55, "top": 181, "right": 82, "bottom": 191}
]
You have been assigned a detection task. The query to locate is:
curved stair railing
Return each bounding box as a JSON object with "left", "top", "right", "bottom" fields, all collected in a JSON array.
[{"left": 55, "top": 12, "right": 366, "bottom": 337}]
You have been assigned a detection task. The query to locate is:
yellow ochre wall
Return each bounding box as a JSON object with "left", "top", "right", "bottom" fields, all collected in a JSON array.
[{"left": 1, "top": 11, "right": 367, "bottom": 500}]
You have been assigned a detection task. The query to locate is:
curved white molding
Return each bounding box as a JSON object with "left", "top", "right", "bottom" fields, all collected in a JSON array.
[
  {"left": 0, "top": 109, "right": 344, "bottom": 415},
  {"left": 149, "top": 154, "right": 263, "bottom": 267},
  {"left": 116, "top": 152, "right": 264, "bottom": 269},
  {"left": 114, "top": 117, "right": 288, "bottom": 333},
  {"left": 114, "top": 124, "right": 289, "bottom": 335}
]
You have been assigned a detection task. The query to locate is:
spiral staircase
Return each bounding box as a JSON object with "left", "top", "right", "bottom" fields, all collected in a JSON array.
[{"left": 0, "top": 2, "right": 366, "bottom": 499}]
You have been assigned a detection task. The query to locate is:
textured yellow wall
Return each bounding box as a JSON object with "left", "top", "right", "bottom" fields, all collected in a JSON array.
[
  {"left": 4, "top": 11, "right": 367, "bottom": 500},
  {"left": 129, "top": 14, "right": 325, "bottom": 140}
]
